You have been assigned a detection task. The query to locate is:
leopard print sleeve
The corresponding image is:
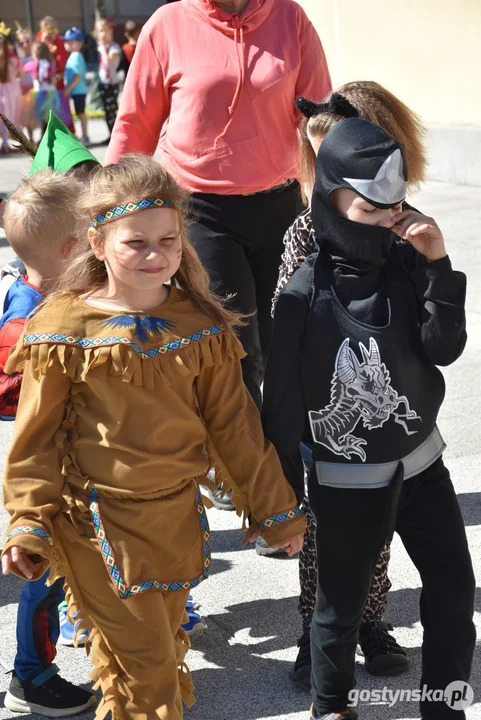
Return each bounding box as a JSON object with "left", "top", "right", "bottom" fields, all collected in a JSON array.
[{"left": 272, "top": 208, "right": 317, "bottom": 316}]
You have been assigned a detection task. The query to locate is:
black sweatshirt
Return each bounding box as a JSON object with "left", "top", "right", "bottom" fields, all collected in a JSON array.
[
  {"left": 263, "top": 119, "right": 467, "bottom": 501},
  {"left": 262, "top": 247, "right": 466, "bottom": 502}
]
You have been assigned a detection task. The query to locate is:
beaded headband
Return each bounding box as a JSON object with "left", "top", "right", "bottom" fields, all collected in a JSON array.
[{"left": 91, "top": 197, "right": 174, "bottom": 228}]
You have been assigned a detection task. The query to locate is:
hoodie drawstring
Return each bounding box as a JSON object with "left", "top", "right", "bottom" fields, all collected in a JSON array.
[
  {"left": 214, "top": 15, "right": 246, "bottom": 146},
  {"left": 228, "top": 19, "right": 245, "bottom": 116}
]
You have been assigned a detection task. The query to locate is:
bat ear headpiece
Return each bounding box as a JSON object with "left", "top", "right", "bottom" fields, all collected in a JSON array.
[{"left": 296, "top": 93, "right": 359, "bottom": 120}]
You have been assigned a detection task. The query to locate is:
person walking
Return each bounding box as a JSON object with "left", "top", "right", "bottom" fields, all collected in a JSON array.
[{"left": 105, "top": 0, "right": 331, "bottom": 414}]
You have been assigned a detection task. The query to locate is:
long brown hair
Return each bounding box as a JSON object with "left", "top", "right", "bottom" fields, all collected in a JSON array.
[
  {"left": 299, "top": 81, "right": 427, "bottom": 203},
  {"left": 54, "top": 154, "right": 244, "bottom": 332},
  {"left": 0, "top": 34, "right": 9, "bottom": 83},
  {"left": 32, "top": 40, "right": 51, "bottom": 61}
]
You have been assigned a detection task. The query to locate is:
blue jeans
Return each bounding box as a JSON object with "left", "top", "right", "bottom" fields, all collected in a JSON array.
[{"left": 14, "top": 570, "right": 65, "bottom": 682}]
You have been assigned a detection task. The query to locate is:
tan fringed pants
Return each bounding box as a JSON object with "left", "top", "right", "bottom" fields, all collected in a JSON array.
[{"left": 56, "top": 528, "right": 194, "bottom": 720}]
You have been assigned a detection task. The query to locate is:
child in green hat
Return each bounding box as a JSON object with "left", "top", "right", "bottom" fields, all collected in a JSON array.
[
  {"left": 1, "top": 110, "right": 99, "bottom": 291},
  {"left": 29, "top": 110, "right": 98, "bottom": 176}
]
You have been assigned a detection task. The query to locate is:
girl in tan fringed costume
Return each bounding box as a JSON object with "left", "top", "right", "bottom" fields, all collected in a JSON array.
[{"left": 1, "top": 155, "right": 305, "bottom": 720}]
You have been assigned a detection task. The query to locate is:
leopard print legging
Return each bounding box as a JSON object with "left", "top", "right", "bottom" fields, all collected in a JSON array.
[{"left": 299, "top": 496, "right": 392, "bottom": 634}]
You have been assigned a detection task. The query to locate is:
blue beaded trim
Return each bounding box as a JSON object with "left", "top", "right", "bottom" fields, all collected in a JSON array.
[
  {"left": 7, "top": 526, "right": 53, "bottom": 546},
  {"left": 258, "top": 506, "right": 303, "bottom": 532},
  {"left": 24, "top": 326, "right": 223, "bottom": 359},
  {"left": 91, "top": 198, "right": 174, "bottom": 228},
  {"left": 89, "top": 486, "right": 211, "bottom": 599}
]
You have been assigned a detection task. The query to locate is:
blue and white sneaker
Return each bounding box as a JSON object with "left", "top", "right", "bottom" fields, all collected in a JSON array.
[
  {"left": 58, "top": 602, "right": 89, "bottom": 647},
  {"left": 182, "top": 595, "right": 208, "bottom": 636}
]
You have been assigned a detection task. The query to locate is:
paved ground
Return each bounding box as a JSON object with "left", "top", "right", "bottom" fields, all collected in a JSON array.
[{"left": 0, "top": 120, "right": 479, "bottom": 720}]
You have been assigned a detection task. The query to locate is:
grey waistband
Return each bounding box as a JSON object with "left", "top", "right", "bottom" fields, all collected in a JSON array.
[{"left": 315, "top": 426, "right": 446, "bottom": 489}]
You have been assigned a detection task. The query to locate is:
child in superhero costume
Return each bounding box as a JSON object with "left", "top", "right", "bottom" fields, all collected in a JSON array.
[{"left": 262, "top": 117, "right": 475, "bottom": 720}]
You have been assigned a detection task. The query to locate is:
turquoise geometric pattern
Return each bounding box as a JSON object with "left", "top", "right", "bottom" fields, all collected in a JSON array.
[
  {"left": 7, "top": 526, "right": 53, "bottom": 546},
  {"left": 91, "top": 197, "right": 174, "bottom": 228},
  {"left": 24, "top": 326, "right": 223, "bottom": 359},
  {"left": 89, "top": 485, "right": 211, "bottom": 599},
  {"left": 258, "top": 506, "right": 303, "bottom": 532}
]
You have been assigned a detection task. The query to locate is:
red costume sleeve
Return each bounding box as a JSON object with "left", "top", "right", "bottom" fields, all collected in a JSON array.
[
  {"left": 54, "top": 37, "right": 69, "bottom": 73},
  {"left": 0, "top": 318, "right": 26, "bottom": 419}
]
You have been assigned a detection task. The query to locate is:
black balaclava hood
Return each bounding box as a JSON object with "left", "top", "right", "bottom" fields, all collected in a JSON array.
[{"left": 312, "top": 117, "right": 408, "bottom": 270}]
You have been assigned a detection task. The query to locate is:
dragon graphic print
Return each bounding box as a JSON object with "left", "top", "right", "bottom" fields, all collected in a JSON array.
[{"left": 309, "top": 337, "right": 421, "bottom": 462}]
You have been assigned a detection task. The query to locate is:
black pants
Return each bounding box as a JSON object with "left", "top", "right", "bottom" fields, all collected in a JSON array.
[
  {"left": 299, "top": 497, "right": 392, "bottom": 634},
  {"left": 309, "top": 458, "right": 475, "bottom": 720},
  {"left": 188, "top": 182, "right": 303, "bottom": 409},
  {"left": 98, "top": 82, "right": 119, "bottom": 135}
]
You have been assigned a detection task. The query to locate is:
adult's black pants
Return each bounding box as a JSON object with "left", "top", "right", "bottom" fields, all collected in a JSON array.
[
  {"left": 188, "top": 182, "right": 303, "bottom": 410},
  {"left": 309, "top": 457, "right": 476, "bottom": 720}
]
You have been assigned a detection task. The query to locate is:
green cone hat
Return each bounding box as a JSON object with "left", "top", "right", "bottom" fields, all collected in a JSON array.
[{"left": 29, "top": 111, "right": 99, "bottom": 175}]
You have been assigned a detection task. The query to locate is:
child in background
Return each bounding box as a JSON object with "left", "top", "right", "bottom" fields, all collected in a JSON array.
[
  {"left": 37, "top": 17, "right": 74, "bottom": 134},
  {"left": 0, "top": 25, "right": 22, "bottom": 153},
  {"left": 120, "top": 20, "right": 141, "bottom": 75},
  {"left": 95, "top": 19, "right": 120, "bottom": 141},
  {"left": 263, "top": 116, "right": 475, "bottom": 720},
  {"left": 23, "top": 41, "right": 70, "bottom": 133},
  {"left": 15, "top": 27, "right": 35, "bottom": 140},
  {"left": 1, "top": 153, "right": 304, "bottom": 720},
  {"left": 274, "top": 82, "right": 427, "bottom": 690},
  {"left": 1, "top": 169, "right": 96, "bottom": 717},
  {"left": 63, "top": 28, "right": 89, "bottom": 146}
]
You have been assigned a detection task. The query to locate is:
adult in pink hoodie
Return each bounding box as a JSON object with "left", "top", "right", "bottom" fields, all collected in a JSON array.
[{"left": 106, "top": 0, "right": 331, "bottom": 413}]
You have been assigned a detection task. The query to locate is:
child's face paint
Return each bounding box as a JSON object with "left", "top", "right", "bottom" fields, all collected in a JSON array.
[
  {"left": 90, "top": 208, "right": 182, "bottom": 302},
  {"left": 330, "top": 188, "right": 403, "bottom": 229}
]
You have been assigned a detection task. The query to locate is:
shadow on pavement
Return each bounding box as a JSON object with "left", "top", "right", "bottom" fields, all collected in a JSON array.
[
  {"left": 458, "top": 491, "right": 481, "bottom": 526},
  {"left": 385, "top": 585, "right": 481, "bottom": 631},
  {"left": 0, "top": 572, "right": 24, "bottom": 609},
  {"left": 209, "top": 556, "right": 233, "bottom": 577},
  {"left": 210, "top": 527, "right": 299, "bottom": 560},
  {"left": 189, "top": 604, "right": 481, "bottom": 720}
]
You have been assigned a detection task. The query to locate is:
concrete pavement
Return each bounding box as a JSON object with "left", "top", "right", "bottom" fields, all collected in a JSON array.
[{"left": 0, "top": 120, "right": 479, "bottom": 720}]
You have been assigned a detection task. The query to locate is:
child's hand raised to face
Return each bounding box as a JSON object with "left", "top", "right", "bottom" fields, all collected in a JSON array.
[{"left": 392, "top": 210, "right": 447, "bottom": 262}]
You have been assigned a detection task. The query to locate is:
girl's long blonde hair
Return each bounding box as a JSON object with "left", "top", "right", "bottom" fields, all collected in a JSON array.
[
  {"left": 54, "top": 154, "right": 243, "bottom": 332},
  {"left": 300, "top": 80, "right": 427, "bottom": 203}
]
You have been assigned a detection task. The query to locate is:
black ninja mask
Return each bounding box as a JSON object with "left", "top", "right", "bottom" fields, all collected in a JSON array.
[{"left": 312, "top": 117, "right": 408, "bottom": 269}]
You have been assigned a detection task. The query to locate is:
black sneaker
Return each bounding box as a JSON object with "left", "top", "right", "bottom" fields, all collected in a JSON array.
[
  {"left": 359, "top": 620, "right": 410, "bottom": 676},
  {"left": 209, "top": 485, "right": 235, "bottom": 511},
  {"left": 289, "top": 630, "right": 311, "bottom": 691},
  {"left": 4, "top": 671, "right": 97, "bottom": 717}
]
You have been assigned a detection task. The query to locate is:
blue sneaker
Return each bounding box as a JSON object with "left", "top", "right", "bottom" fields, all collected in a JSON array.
[
  {"left": 58, "top": 602, "right": 89, "bottom": 647},
  {"left": 182, "top": 595, "right": 207, "bottom": 636}
]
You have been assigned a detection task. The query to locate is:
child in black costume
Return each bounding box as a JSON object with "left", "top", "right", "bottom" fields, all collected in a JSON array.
[{"left": 262, "top": 117, "right": 475, "bottom": 720}]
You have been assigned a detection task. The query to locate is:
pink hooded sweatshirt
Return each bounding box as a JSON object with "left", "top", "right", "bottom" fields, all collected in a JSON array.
[{"left": 106, "top": 0, "right": 331, "bottom": 194}]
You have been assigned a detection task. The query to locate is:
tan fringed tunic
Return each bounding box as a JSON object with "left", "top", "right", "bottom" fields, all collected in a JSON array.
[{"left": 2, "top": 286, "right": 305, "bottom": 720}]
